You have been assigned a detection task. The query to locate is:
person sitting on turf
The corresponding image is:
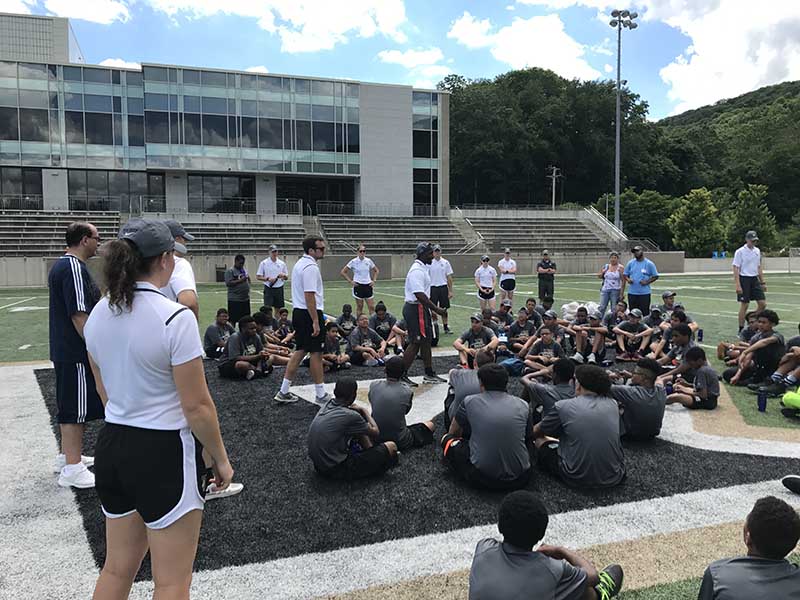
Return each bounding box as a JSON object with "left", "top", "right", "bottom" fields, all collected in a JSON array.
[
  {"left": 251, "top": 312, "right": 292, "bottom": 367},
  {"left": 564, "top": 305, "right": 590, "bottom": 355},
  {"left": 336, "top": 303, "right": 357, "bottom": 339},
  {"left": 387, "top": 318, "right": 408, "bottom": 357},
  {"left": 569, "top": 308, "right": 607, "bottom": 364},
  {"left": 505, "top": 308, "right": 537, "bottom": 354},
  {"left": 522, "top": 357, "right": 576, "bottom": 422},
  {"left": 718, "top": 311, "right": 759, "bottom": 364},
  {"left": 441, "top": 363, "right": 533, "bottom": 490},
  {"left": 446, "top": 350, "right": 495, "bottom": 425},
  {"left": 650, "top": 309, "right": 689, "bottom": 359},
  {"left": 275, "top": 307, "right": 295, "bottom": 347},
  {"left": 204, "top": 307, "right": 235, "bottom": 359},
  {"left": 535, "top": 296, "right": 554, "bottom": 318},
  {"left": 609, "top": 357, "right": 666, "bottom": 440},
  {"left": 522, "top": 327, "right": 565, "bottom": 379},
  {"left": 455, "top": 314, "right": 499, "bottom": 368},
  {"left": 494, "top": 299, "right": 515, "bottom": 332},
  {"left": 524, "top": 297, "right": 543, "bottom": 329},
  {"left": 641, "top": 306, "right": 665, "bottom": 358},
  {"left": 698, "top": 496, "right": 800, "bottom": 600},
  {"left": 369, "top": 356, "right": 435, "bottom": 451},
  {"left": 725, "top": 309, "right": 785, "bottom": 386},
  {"left": 475, "top": 255, "right": 498, "bottom": 311},
  {"left": 322, "top": 322, "right": 351, "bottom": 372},
  {"left": 666, "top": 347, "right": 719, "bottom": 410},
  {"left": 218, "top": 315, "right": 272, "bottom": 380},
  {"left": 658, "top": 290, "right": 678, "bottom": 319},
  {"left": 308, "top": 377, "right": 398, "bottom": 480},
  {"left": 480, "top": 307, "right": 500, "bottom": 335},
  {"left": 369, "top": 302, "right": 397, "bottom": 343},
  {"left": 469, "top": 490, "right": 624, "bottom": 600},
  {"left": 656, "top": 323, "right": 695, "bottom": 384},
  {"left": 754, "top": 341, "right": 800, "bottom": 398},
  {"left": 347, "top": 313, "right": 387, "bottom": 367},
  {"left": 613, "top": 308, "right": 650, "bottom": 361},
  {"left": 533, "top": 365, "right": 626, "bottom": 489},
  {"left": 255, "top": 307, "right": 281, "bottom": 345},
  {"left": 533, "top": 310, "right": 567, "bottom": 348}
]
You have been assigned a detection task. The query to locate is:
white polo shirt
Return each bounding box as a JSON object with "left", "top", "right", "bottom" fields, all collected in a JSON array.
[
  {"left": 84, "top": 282, "right": 203, "bottom": 430},
  {"left": 498, "top": 258, "right": 517, "bottom": 282},
  {"left": 346, "top": 256, "right": 376, "bottom": 285},
  {"left": 474, "top": 265, "right": 497, "bottom": 288},
  {"left": 160, "top": 256, "right": 196, "bottom": 301},
  {"left": 405, "top": 259, "right": 431, "bottom": 303},
  {"left": 429, "top": 257, "right": 453, "bottom": 287},
  {"left": 291, "top": 254, "right": 324, "bottom": 310},
  {"left": 732, "top": 244, "right": 761, "bottom": 277},
  {"left": 257, "top": 257, "right": 288, "bottom": 288}
]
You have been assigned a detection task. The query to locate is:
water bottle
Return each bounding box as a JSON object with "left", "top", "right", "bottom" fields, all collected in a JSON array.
[
  {"left": 757, "top": 389, "right": 767, "bottom": 412},
  {"left": 697, "top": 329, "right": 704, "bottom": 342},
  {"left": 665, "top": 381, "right": 674, "bottom": 395}
]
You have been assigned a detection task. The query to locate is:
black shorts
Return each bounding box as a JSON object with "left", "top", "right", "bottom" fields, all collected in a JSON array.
[
  {"left": 627, "top": 294, "right": 651, "bottom": 315},
  {"left": 403, "top": 302, "right": 433, "bottom": 345},
  {"left": 441, "top": 434, "right": 531, "bottom": 491},
  {"left": 227, "top": 300, "right": 252, "bottom": 327},
  {"left": 218, "top": 359, "right": 263, "bottom": 379},
  {"left": 500, "top": 279, "right": 516, "bottom": 291},
  {"left": 478, "top": 289, "right": 495, "bottom": 300},
  {"left": 95, "top": 423, "right": 207, "bottom": 529},
  {"left": 54, "top": 360, "right": 104, "bottom": 424},
  {"left": 317, "top": 443, "right": 394, "bottom": 480},
  {"left": 737, "top": 276, "right": 765, "bottom": 303},
  {"left": 353, "top": 283, "right": 374, "bottom": 300},
  {"left": 263, "top": 286, "right": 285, "bottom": 309},
  {"left": 690, "top": 394, "right": 719, "bottom": 410},
  {"left": 537, "top": 441, "right": 562, "bottom": 478},
  {"left": 401, "top": 422, "right": 435, "bottom": 450},
  {"left": 293, "top": 308, "right": 326, "bottom": 353},
  {"left": 430, "top": 285, "right": 450, "bottom": 309}
]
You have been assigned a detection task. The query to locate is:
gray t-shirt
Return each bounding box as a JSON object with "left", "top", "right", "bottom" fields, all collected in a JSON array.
[
  {"left": 220, "top": 331, "right": 263, "bottom": 364},
  {"left": 307, "top": 400, "right": 370, "bottom": 471},
  {"left": 526, "top": 381, "right": 575, "bottom": 415},
  {"left": 610, "top": 384, "right": 666, "bottom": 440},
  {"left": 539, "top": 395, "right": 625, "bottom": 488},
  {"left": 699, "top": 557, "right": 800, "bottom": 600},
  {"left": 459, "top": 326, "right": 496, "bottom": 349},
  {"left": 369, "top": 379, "right": 414, "bottom": 450},
  {"left": 203, "top": 322, "right": 234, "bottom": 355},
  {"left": 667, "top": 339, "right": 695, "bottom": 363},
  {"left": 528, "top": 340, "right": 564, "bottom": 359},
  {"left": 456, "top": 391, "right": 532, "bottom": 480},
  {"left": 347, "top": 327, "right": 384, "bottom": 352},
  {"left": 469, "top": 538, "right": 587, "bottom": 600},
  {"left": 369, "top": 313, "right": 396, "bottom": 340},
  {"left": 693, "top": 364, "right": 720, "bottom": 398},
  {"left": 224, "top": 267, "right": 251, "bottom": 301},
  {"left": 448, "top": 368, "right": 482, "bottom": 421}
]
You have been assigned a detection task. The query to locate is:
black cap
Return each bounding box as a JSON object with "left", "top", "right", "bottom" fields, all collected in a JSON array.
[
  {"left": 415, "top": 242, "right": 434, "bottom": 257},
  {"left": 544, "top": 309, "right": 557, "bottom": 319},
  {"left": 269, "top": 244, "right": 279, "bottom": 252},
  {"left": 662, "top": 290, "right": 676, "bottom": 299},
  {"left": 745, "top": 230, "right": 758, "bottom": 241},
  {"left": 631, "top": 245, "right": 643, "bottom": 252},
  {"left": 119, "top": 219, "right": 175, "bottom": 258},
  {"left": 163, "top": 219, "right": 195, "bottom": 242},
  {"left": 650, "top": 304, "right": 662, "bottom": 314}
]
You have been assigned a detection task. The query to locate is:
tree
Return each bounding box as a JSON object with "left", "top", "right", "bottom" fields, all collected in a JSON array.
[
  {"left": 667, "top": 188, "right": 725, "bottom": 257},
  {"left": 723, "top": 184, "right": 778, "bottom": 252},
  {"left": 595, "top": 189, "right": 677, "bottom": 249}
]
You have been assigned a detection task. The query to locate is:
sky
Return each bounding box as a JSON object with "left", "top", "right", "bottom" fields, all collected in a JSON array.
[{"left": 3, "top": 0, "right": 800, "bottom": 119}]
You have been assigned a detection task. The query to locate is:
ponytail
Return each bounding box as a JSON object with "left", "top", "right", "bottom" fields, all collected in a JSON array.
[{"left": 103, "top": 239, "right": 158, "bottom": 313}]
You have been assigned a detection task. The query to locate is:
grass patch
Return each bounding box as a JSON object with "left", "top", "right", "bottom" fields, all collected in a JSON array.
[{"left": 725, "top": 383, "right": 800, "bottom": 430}]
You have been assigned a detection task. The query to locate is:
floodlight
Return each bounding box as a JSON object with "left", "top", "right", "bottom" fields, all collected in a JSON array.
[
  {"left": 610, "top": 19, "right": 618, "bottom": 26},
  {"left": 620, "top": 10, "right": 630, "bottom": 17},
  {"left": 630, "top": 12, "right": 638, "bottom": 19},
  {"left": 611, "top": 9, "right": 620, "bottom": 17},
  {"left": 629, "top": 22, "right": 638, "bottom": 29}
]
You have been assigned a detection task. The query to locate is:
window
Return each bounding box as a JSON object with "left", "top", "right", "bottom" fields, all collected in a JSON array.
[
  {"left": 295, "top": 103, "right": 311, "bottom": 119},
  {"left": 335, "top": 123, "right": 344, "bottom": 152},
  {"left": 241, "top": 116, "right": 257, "bottom": 148},
  {"left": 148, "top": 173, "right": 165, "bottom": 197},
  {"left": 126, "top": 71, "right": 143, "bottom": 86},
  {"left": 312, "top": 105, "right": 334, "bottom": 122},
  {"left": 296, "top": 120, "right": 311, "bottom": 151},
  {"left": 203, "top": 175, "right": 221, "bottom": 199},
  {"left": 227, "top": 115, "right": 237, "bottom": 147},
  {"left": 188, "top": 175, "right": 202, "bottom": 198},
  {"left": 18, "top": 90, "right": 48, "bottom": 109},
  {"left": 0, "top": 89, "right": 16, "bottom": 106},
  {"left": 144, "top": 111, "right": 169, "bottom": 143},
  {"left": 65, "top": 93, "right": 83, "bottom": 110},
  {"left": 346, "top": 83, "right": 359, "bottom": 98},
  {"left": 0, "top": 62, "right": 16, "bottom": 77},
  {"left": 22, "top": 168, "right": 42, "bottom": 196},
  {"left": 183, "top": 95, "right": 200, "bottom": 113},
  {"left": 413, "top": 130, "right": 431, "bottom": 158},
  {"left": 63, "top": 66, "right": 82, "bottom": 81},
  {"left": 68, "top": 170, "right": 87, "bottom": 197},
  {"left": 432, "top": 116, "right": 438, "bottom": 130},
  {"left": 413, "top": 168, "right": 431, "bottom": 183},
  {"left": 143, "top": 66, "right": 168, "bottom": 82},
  {"left": 240, "top": 74, "right": 258, "bottom": 89},
  {"left": 170, "top": 112, "right": 179, "bottom": 144},
  {"left": 241, "top": 100, "right": 257, "bottom": 117},
  {"left": 85, "top": 94, "right": 113, "bottom": 112},
  {"left": 201, "top": 70, "right": 227, "bottom": 87},
  {"left": 18, "top": 63, "right": 48, "bottom": 79},
  {"left": 85, "top": 113, "right": 113, "bottom": 145},
  {"left": 50, "top": 109, "right": 60, "bottom": 142},
  {"left": 282, "top": 119, "right": 293, "bottom": 150},
  {"left": 113, "top": 96, "right": 122, "bottom": 113},
  {"left": 432, "top": 93, "right": 439, "bottom": 105},
  {"left": 413, "top": 114, "right": 431, "bottom": 130},
  {"left": 19, "top": 108, "right": 49, "bottom": 142},
  {"left": 112, "top": 71, "right": 121, "bottom": 85},
  {"left": 113, "top": 114, "right": 123, "bottom": 146},
  {"left": 49, "top": 92, "right": 59, "bottom": 109},
  {"left": 413, "top": 91, "right": 431, "bottom": 107},
  {"left": 346, "top": 108, "right": 359, "bottom": 123},
  {"left": 0, "top": 107, "right": 19, "bottom": 140},
  {"left": 145, "top": 93, "right": 168, "bottom": 111},
  {"left": 312, "top": 122, "right": 334, "bottom": 151},
  {"left": 432, "top": 131, "right": 438, "bottom": 159},
  {"left": 295, "top": 79, "right": 310, "bottom": 94},
  {"left": 83, "top": 68, "right": 111, "bottom": 84},
  {"left": 347, "top": 124, "right": 359, "bottom": 153},
  {"left": 108, "top": 171, "right": 129, "bottom": 196},
  {"left": 129, "top": 171, "right": 147, "bottom": 196},
  {"left": 168, "top": 69, "right": 178, "bottom": 83},
  {"left": 258, "top": 118, "right": 282, "bottom": 149},
  {"left": 258, "top": 101, "right": 282, "bottom": 118},
  {"left": 127, "top": 115, "right": 144, "bottom": 146},
  {"left": 65, "top": 111, "right": 85, "bottom": 143},
  {"left": 87, "top": 170, "right": 109, "bottom": 197},
  {"left": 182, "top": 69, "right": 200, "bottom": 85},
  {"left": 202, "top": 114, "right": 227, "bottom": 146},
  {"left": 414, "top": 183, "right": 431, "bottom": 205},
  {"left": 312, "top": 80, "right": 334, "bottom": 96},
  {"left": 202, "top": 96, "right": 227, "bottom": 114},
  {"left": 261, "top": 76, "right": 283, "bottom": 92},
  {"left": 184, "top": 113, "right": 201, "bottom": 145}
]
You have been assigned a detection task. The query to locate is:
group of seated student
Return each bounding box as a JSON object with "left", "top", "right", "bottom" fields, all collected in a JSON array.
[
  {"left": 718, "top": 310, "right": 760, "bottom": 365},
  {"left": 306, "top": 357, "right": 435, "bottom": 480},
  {"left": 454, "top": 314, "right": 499, "bottom": 368},
  {"left": 723, "top": 309, "right": 785, "bottom": 387},
  {"left": 567, "top": 307, "right": 607, "bottom": 364},
  {"left": 755, "top": 324, "right": 800, "bottom": 398},
  {"left": 204, "top": 308, "right": 235, "bottom": 358}
]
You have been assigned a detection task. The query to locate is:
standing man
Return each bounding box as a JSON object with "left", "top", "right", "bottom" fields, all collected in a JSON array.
[
  {"left": 402, "top": 242, "right": 448, "bottom": 385},
  {"left": 498, "top": 248, "right": 517, "bottom": 306},
  {"left": 274, "top": 237, "right": 332, "bottom": 404},
  {"left": 225, "top": 254, "right": 251, "bottom": 325},
  {"left": 623, "top": 245, "right": 659, "bottom": 316},
  {"left": 733, "top": 230, "right": 767, "bottom": 331},
  {"left": 536, "top": 250, "right": 557, "bottom": 302},
  {"left": 428, "top": 244, "right": 454, "bottom": 334},
  {"left": 48, "top": 222, "right": 103, "bottom": 488},
  {"left": 256, "top": 245, "right": 288, "bottom": 309},
  {"left": 161, "top": 219, "right": 199, "bottom": 320}
]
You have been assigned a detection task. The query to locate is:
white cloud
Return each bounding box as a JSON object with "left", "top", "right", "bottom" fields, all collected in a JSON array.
[
  {"left": 516, "top": 0, "right": 613, "bottom": 9},
  {"left": 604, "top": 63, "right": 613, "bottom": 73},
  {"left": 591, "top": 37, "right": 614, "bottom": 56},
  {"left": 245, "top": 65, "right": 269, "bottom": 73},
  {"left": 43, "top": 0, "right": 131, "bottom": 24},
  {"left": 377, "top": 47, "right": 443, "bottom": 69},
  {"left": 144, "top": 0, "right": 407, "bottom": 53},
  {"left": 447, "top": 11, "right": 494, "bottom": 49},
  {"left": 505, "top": 4, "right": 515, "bottom": 10},
  {"left": 0, "top": 0, "right": 35, "bottom": 13},
  {"left": 412, "top": 79, "right": 436, "bottom": 89},
  {"left": 99, "top": 58, "right": 141, "bottom": 69},
  {"left": 418, "top": 64, "right": 450, "bottom": 79}
]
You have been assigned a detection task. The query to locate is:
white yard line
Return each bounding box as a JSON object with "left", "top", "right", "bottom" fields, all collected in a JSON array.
[{"left": 0, "top": 296, "right": 35, "bottom": 310}]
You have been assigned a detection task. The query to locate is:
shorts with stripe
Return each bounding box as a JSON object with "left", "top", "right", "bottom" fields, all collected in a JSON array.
[
  {"left": 54, "top": 360, "right": 104, "bottom": 424},
  {"left": 352, "top": 283, "right": 374, "bottom": 300},
  {"left": 95, "top": 423, "right": 207, "bottom": 529},
  {"left": 403, "top": 302, "right": 432, "bottom": 345},
  {"left": 500, "top": 279, "right": 516, "bottom": 291}
]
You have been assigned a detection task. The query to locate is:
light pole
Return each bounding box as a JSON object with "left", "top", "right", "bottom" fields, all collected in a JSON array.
[{"left": 609, "top": 9, "right": 637, "bottom": 230}]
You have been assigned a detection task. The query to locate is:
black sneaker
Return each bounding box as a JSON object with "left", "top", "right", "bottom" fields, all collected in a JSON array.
[
  {"left": 423, "top": 373, "right": 447, "bottom": 384},
  {"left": 595, "top": 564, "right": 624, "bottom": 600},
  {"left": 747, "top": 382, "right": 763, "bottom": 392},
  {"left": 760, "top": 382, "right": 787, "bottom": 397},
  {"left": 443, "top": 326, "right": 452, "bottom": 334},
  {"left": 782, "top": 474, "right": 800, "bottom": 494},
  {"left": 781, "top": 407, "right": 800, "bottom": 420},
  {"left": 400, "top": 375, "right": 419, "bottom": 388}
]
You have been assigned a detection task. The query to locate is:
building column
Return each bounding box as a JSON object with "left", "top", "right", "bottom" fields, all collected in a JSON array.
[
  {"left": 256, "top": 174, "right": 276, "bottom": 214},
  {"left": 165, "top": 171, "right": 188, "bottom": 213},
  {"left": 42, "top": 168, "right": 68, "bottom": 211}
]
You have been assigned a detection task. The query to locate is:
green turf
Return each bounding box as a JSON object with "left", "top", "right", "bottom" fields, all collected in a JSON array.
[{"left": 2, "top": 272, "right": 799, "bottom": 429}]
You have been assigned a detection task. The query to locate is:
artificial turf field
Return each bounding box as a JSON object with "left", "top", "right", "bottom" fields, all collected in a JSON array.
[{"left": 2, "top": 270, "right": 800, "bottom": 599}]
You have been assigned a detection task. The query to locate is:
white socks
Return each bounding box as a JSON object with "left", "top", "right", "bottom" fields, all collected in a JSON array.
[
  {"left": 315, "top": 384, "right": 326, "bottom": 398},
  {"left": 280, "top": 378, "right": 291, "bottom": 395}
]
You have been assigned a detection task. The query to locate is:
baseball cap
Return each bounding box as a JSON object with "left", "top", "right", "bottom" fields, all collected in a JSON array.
[
  {"left": 631, "top": 245, "right": 643, "bottom": 252},
  {"left": 745, "top": 230, "right": 759, "bottom": 241},
  {"left": 630, "top": 308, "right": 643, "bottom": 318},
  {"left": 662, "top": 290, "right": 676, "bottom": 299},
  {"left": 118, "top": 219, "right": 175, "bottom": 258},
  {"left": 673, "top": 302, "right": 685, "bottom": 310},
  {"left": 504, "top": 247, "right": 511, "bottom": 253},
  {"left": 650, "top": 305, "right": 662, "bottom": 314},
  {"left": 589, "top": 311, "right": 602, "bottom": 320},
  {"left": 415, "top": 241, "right": 433, "bottom": 257},
  {"left": 481, "top": 254, "right": 490, "bottom": 261},
  {"left": 433, "top": 243, "right": 442, "bottom": 251},
  {"left": 501, "top": 299, "right": 512, "bottom": 307},
  {"left": 163, "top": 219, "right": 195, "bottom": 242},
  {"left": 517, "top": 307, "right": 528, "bottom": 315},
  {"left": 470, "top": 313, "right": 482, "bottom": 322},
  {"left": 544, "top": 309, "right": 557, "bottom": 319},
  {"left": 269, "top": 244, "right": 279, "bottom": 252},
  {"left": 542, "top": 249, "right": 550, "bottom": 255}
]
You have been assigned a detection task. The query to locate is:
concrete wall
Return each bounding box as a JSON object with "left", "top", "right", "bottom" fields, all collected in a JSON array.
[
  {"left": 42, "top": 168, "right": 68, "bottom": 211},
  {"left": 165, "top": 171, "right": 188, "bottom": 213},
  {"left": 439, "top": 93, "right": 450, "bottom": 216},
  {"left": 358, "top": 84, "right": 413, "bottom": 216},
  {"left": 685, "top": 257, "right": 790, "bottom": 273},
  {"left": 256, "top": 174, "right": 277, "bottom": 214}
]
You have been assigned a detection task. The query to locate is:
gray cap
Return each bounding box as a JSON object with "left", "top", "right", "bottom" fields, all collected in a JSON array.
[
  {"left": 631, "top": 245, "right": 643, "bottom": 252},
  {"left": 630, "top": 308, "right": 643, "bottom": 318},
  {"left": 542, "top": 249, "right": 550, "bottom": 255},
  {"left": 662, "top": 290, "right": 676, "bottom": 299},
  {"left": 650, "top": 304, "right": 662, "bottom": 314},
  {"left": 163, "top": 219, "right": 195, "bottom": 242},
  {"left": 673, "top": 302, "right": 685, "bottom": 310},
  {"left": 118, "top": 219, "right": 175, "bottom": 258},
  {"left": 745, "top": 230, "right": 759, "bottom": 241},
  {"left": 517, "top": 307, "right": 528, "bottom": 315},
  {"left": 481, "top": 254, "right": 490, "bottom": 261},
  {"left": 544, "top": 309, "right": 557, "bottom": 319},
  {"left": 433, "top": 243, "right": 442, "bottom": 251},
  {"left": 415, "top": 241, "right": 434, "bottom": 257},
  {"left": 504, "top": 248, "right": 511, "bottom": 253},
  {"left": 269, "top": 244, "right": 279, "bottom": 252},
  {"left": 589, "top": 311, "right": 602, "bottom": 320},
  {"left": 501, "top": 299, "right": 512, "bottom": 307},
  {"left": 470, "top": 313, "right": 482, "bottom": 322}
]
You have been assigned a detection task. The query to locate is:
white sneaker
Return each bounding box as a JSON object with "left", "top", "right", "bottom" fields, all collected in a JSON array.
[
  {"left": 58, "top": 462, "right": 95, "bottom": 489},
  {"left": 365, "top": 358, "right": 379, "bottom": 367},
  {"left": 53, "top": 454, "right": 94, "bottom": 474},
  {"left": 315, "top": 392, "right": 334, "bottom": 405},
  {"left": 205, "top": 482, "right": 244, "bottom": 500},
  {"left": 587, "top": 353, "right": 597, "bottom": 364},
  {"left": 571, "top": 352, "right": 584, "bottom": 363}
]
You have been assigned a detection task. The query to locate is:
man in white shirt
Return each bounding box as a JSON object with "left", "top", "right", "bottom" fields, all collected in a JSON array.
[
  {"left": 498, "top": 248, "right": 518, "bottom": 306},
  {"left": 733, "top": 230, "right": 767, "bottom": 331},
  {"left": 428, "top": 244, "right": 454, "bottom": 334},
  {"left": 402, "top": 242, "right": 448, "bottom": 386},
  {"left": 274, "top": 236, "right": 333, "bottom": 405},
  {"left": 160, "top": 220, "right": 199, "bottom": 320},
  {"left": 257, "top": 245, "right": 288, "bottom": 309}
]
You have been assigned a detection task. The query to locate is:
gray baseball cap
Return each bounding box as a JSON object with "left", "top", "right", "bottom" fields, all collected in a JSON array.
[
  {"left": 501, "top": 299, "right": 512, "bottom": 307},
  {"left": 589, "top": 311, "right": 602, "bottom": 320},
  {"left": 630, "top": 308, "right": 643, "bottom": 318},
  {"left": 118, "top": 219, "right": 175, "bottom": 258},
  {"left": 415, "top": 241, "right": 434, "bottom": 257},
  {"left": 650, "top": 304, "right": 662, "bottom": 314},
  {"left": 433, "top": 243, "right": 442, "bottom": 251},
  {"left": 269, "top": 244, "right": 279, "bottom": 252},
  {"left": 481, "top": 254, "right": 490, "bottom": 261},
  {"left": 745, "top": 230, "right": 759, "bottom": 241},
  {"left": 662, "top": 290, "right": 676, "bottom": 299},
  {"left": 470, "top": 313, "right": 482, "bottom": 322},
  {"left": 163, "top": 219, "right": 195, "bottom": 242},
  {"left": 544, "top": 309, "right": 558, "bottom": 319},
  {"left": 504, "top": 248, "right": 511, "bottom": 253}
]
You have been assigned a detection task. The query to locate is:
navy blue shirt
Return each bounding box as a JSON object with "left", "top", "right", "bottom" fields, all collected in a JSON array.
[{"left": 48, "top": 255, "right": 100, "bottom": 362}]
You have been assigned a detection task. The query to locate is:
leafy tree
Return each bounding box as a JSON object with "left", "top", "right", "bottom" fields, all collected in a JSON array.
[
  {"left": 595, "top": 189, "right": 677, "bottom": 249},
  {"left": 723, "top": 184, "right": 778, "bottom": 252},
  {"left": 667, "top": 188, "right": 725, "bottom": 257}
]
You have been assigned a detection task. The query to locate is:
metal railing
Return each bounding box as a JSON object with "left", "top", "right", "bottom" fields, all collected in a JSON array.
[
  {"left": 413, "top": 204, "right": 438, "bottom": 216},
  {"left": 0, "top": 194, "right": 44, "bottom": 211},
  {"left": 453, "top": 203, "right": 561, "bottom": 211},
  {"left": 336, "top": 239, "right": 359, "bottom": 253},
  {"left": 135, "top": 195, "right": 167, "bottom": 214},
  {"left": 188, "top": 196, "right": 256, "bottom": 214},
  {"left": 316, "top": 201, "right": 356, "bottom": 215},
  {"left": 456, "top": 237, "right": 485, "bottom": 255},
  {"left": 276, "top": 198, "right": 302, "bottom": 215},
  {"left": 69, "top": 196, "right": 122, "bottom": 212}
]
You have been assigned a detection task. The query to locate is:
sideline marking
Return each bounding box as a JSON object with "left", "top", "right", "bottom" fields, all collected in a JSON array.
[{"left": 0, "top": 297, "right": 35, "bottom": 310}]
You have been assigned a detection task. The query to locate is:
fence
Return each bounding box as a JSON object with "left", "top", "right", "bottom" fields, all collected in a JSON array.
[
  {"left": 0, "top": 194, "right": 43, "bottom": 211},
  {"left": 187, "top": 196, "right": 256, "bottom": 214}
]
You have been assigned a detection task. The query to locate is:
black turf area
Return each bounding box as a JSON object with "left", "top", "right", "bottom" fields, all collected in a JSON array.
[{"left": 37, "top": 357, "right": 800, "bottom": 580}]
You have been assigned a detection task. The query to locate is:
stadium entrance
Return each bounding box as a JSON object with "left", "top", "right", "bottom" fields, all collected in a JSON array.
[{"left": 277, "top": 176, "right": 355, "bottom": 216}]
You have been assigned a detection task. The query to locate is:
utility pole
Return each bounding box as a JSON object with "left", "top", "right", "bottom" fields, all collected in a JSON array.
[{"left": 547, "top": 166, "right": 561, "bottom": 210}]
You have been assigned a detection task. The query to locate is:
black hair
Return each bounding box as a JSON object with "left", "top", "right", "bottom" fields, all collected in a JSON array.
[
  {"left": 252, "top": 312, "right": 268, "bottom": 326},
  {"left": 575, "top": 364, "right": 612, "bottom": 396},
  {"left": 477, "top": 363, "right": 508, "bottom": 392},
  {"left": 216, "top": 308, "right": 229, "bottom": 316},
  {"left": 234, "top": 254, "right": 245, "bottom": 262},
  {"left": 685, "top": 346, "right": 706, "bottom": 363},
  {"left": 65, "top": 222, "right": 94, "bottom": 247},
  {"left": 385, "top": 355, "right": 404, "bottom": 380},
  {"left": 671, "top": 323, "right": 692, "bottom": 339},
  {"left": 302, "top": 236, "right": 324, "bottom": 254},
  {"left": 617, "top": 300, "right": 628, "bottom": 310},
  {"left": 526, "top": 297, "right": 537, "bottom": 305},
  {"left": 481, "top": 308, "right": 494, "bottom": 318},
  {"left": 277, "top": 307, "right": 288, "bottom": 315},
  {"left": 670, "top": 310, "right": 688, "bottom": 323},
  {"left": 238, "top": 315, "right": 255, "bottom": 331},
  {"left": 539, "top": 327, "right": 552, "bottom": 334},
  {"left": 325, "top": 321, "right": 339, "bottom": 331},
  {"left": 375, "top": 302, "right": 387, "bottom": 313},
  {"left": 744, "top": 311, "right": 758, "bottom": 322},
  {"left": 757, "top": 309, "right": 779, "bottom": 325},
  {"left": 342, "top": 303, "right": 352, "bottom": 312},
  {"left": 635, "top": 357, "right": 661, "bottom": 383},
  {"left": 551, "top": 358, "right": 575, "bottom": 384},
  {"left": 475, "top": 349, "right": 495, "bottom": 368},
  {"left": 103, "top": 239, "right": 162, "bottom": 313},
  {"left": 498, "top": 491, "right": 549, "bottom": 550},
  {"left": 334, "top": 377, "right": 358, "bottom": 404},
  {"left": 746, "top": 496, "right": 800, "bottom": 560},
  {"left": 259, "top": 305, "right": 272, "bottom": 314},
  {"left": 576, "top": 306, "right": 588, "bottom": 313}
]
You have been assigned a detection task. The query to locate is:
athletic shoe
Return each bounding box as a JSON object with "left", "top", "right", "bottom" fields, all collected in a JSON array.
[
  {"left": 377, "top": 358, "right": 385, "bottom": 366},
  {"left": 595, "top": 564, "right": 624, "bottom": 600},
  {"left": 781, "top": 408, "right": 800, "bottom": 420},
  {"left": 400, "top": 375, "right": 418, "bottom": 388},
  {"left": 571, "top": 352, "right": 584, "bottom": 364},
  {"left": 747, "top": 382, "right": 763, "bottom": 392},
  {"left": 782, "top": 475, "right": 800, "bottom": 495},
  {"left": 365, "top": 358, "right": 379, "bottom": 367},
  {"left": 343, "top": 362, "right": 352, "bottom": 369},
  {"left": 57, "top": 462, "right": 95, "bottom": 489},
  {"left": 273, "top": 390, "right": 302, "bottom": 404},
  {"left": 206, "top": 482, "right": 244, "bottom": 500},
  {"left": 315, "top": 392, "right": 334, "bottom": 405},
  {"left": 760, "top": 382, "right": 787, "bottom": 397},
  {"left": 586, "top": 353, "right": 597, "bottom": 364},
  {"left": 245, "top": 369, "right": 256, "bottom": 380},
  {"left": 423, "top": 373, "right": 448, "bottom": 384},
  {"left": 53, "top": 454, "right": 94, "bottom": 474},
  {"left": 443, "top": 326, "right": 451, "bottom": 334}
]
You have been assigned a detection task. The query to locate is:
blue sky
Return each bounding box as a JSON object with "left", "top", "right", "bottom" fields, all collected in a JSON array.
[{"left": 5, "top": 0, "right": 800, "bottom": 120}]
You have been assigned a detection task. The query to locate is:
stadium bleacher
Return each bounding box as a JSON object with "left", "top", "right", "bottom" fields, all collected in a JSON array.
[
  {"left": 159, "top": 219, "right": 306, "bottom": 256},
  {"left": 0, "top": 210, "right": 120, "bottom": 256},
  {"left": 466, "top": 215, "right": 615, "bottom": 254}
]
